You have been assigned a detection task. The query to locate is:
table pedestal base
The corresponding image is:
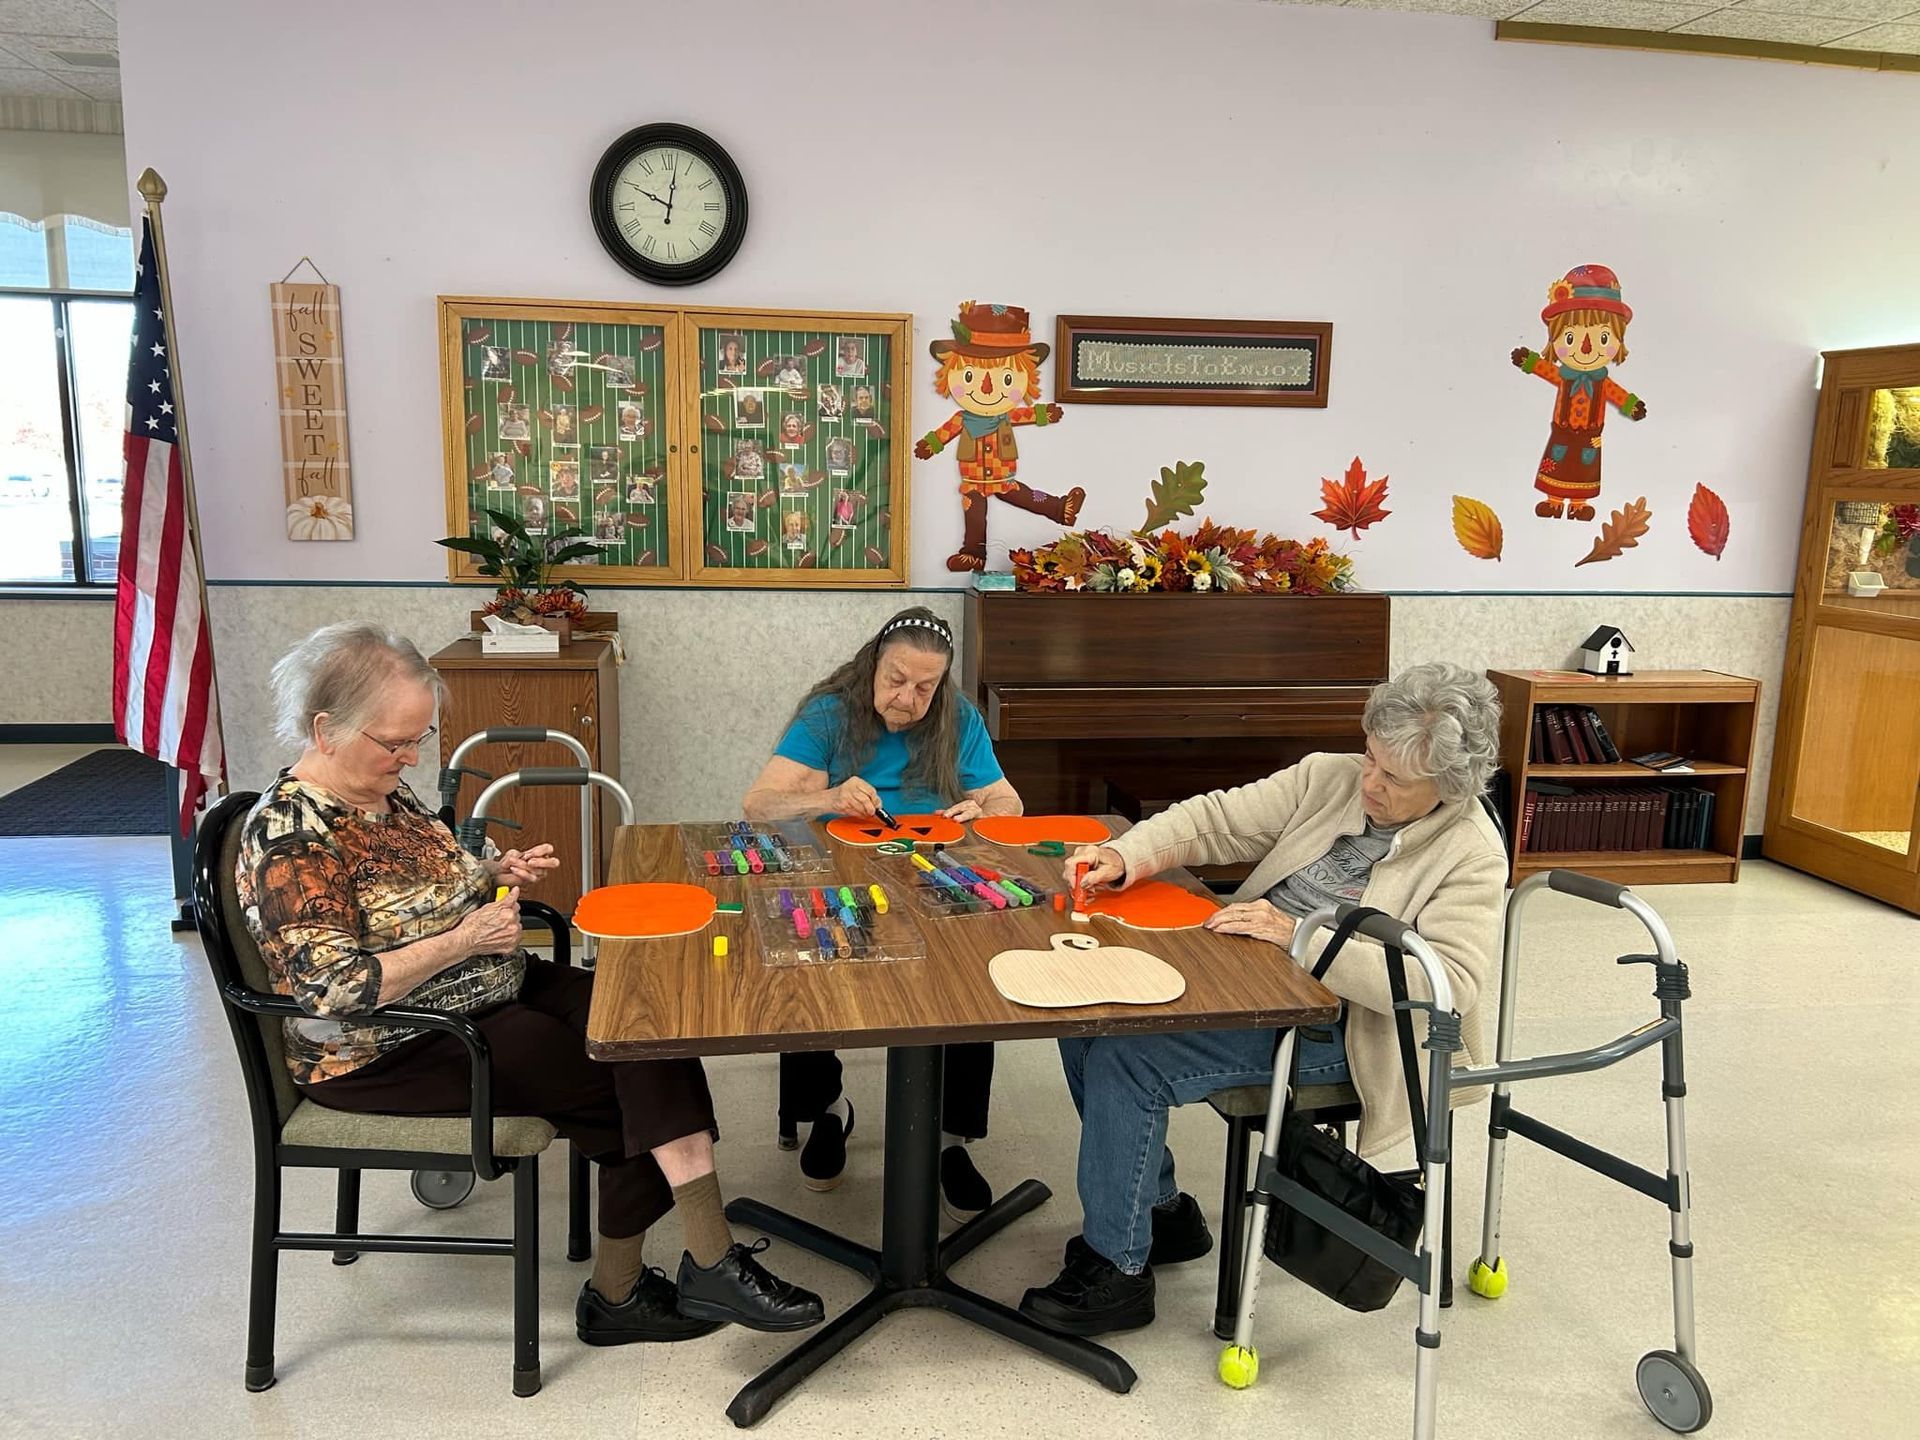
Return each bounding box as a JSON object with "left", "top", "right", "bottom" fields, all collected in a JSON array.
[{"left": 721, "top": 1045, "right": 1137, "bottom": 1427}]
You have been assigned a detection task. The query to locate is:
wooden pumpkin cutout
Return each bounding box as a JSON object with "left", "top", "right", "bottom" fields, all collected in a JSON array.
[
  {"left": 824, "top": 813, "right": 966, "bottom": 847},
  {"left": 574, "top": 883, "right": 717, "bottom": 940},
  {"left": 990, "top": 932, "right": 1186, "bottom": 1009}
]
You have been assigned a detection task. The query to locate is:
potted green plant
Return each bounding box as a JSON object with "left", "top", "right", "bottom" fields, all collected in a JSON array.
[{"left": 438, "top": 507, "right": 598, "bottom": 640}]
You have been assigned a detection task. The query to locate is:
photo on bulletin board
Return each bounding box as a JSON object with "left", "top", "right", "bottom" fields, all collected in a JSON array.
[
  {"left": 689, "top": 312, "right": 911, "bottom": 586},
  {"left": 439, "top": 297, "right": 683, "bottom": 583}
]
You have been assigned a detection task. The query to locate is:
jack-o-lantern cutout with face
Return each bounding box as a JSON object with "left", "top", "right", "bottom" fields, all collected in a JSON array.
[
  {"left": 915, "top": 301, "right": 1083, "bottom": 572},
  {"left": 1510, "top": 265, "right": 1649, "bottom": 523}
]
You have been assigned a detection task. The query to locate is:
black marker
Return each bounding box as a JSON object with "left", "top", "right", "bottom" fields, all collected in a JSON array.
[{"left": 874, "top": 804, "right": 901, "bottom": 831}]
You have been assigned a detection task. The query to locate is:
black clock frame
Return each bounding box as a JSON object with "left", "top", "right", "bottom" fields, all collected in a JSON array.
[{"left": 589, "top": 123, "right": 748, "bottom": 287}]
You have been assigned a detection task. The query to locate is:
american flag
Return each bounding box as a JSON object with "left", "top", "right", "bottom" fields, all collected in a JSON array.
[{"left": 113, "top": 218, "right": 224, "bottom": 833}]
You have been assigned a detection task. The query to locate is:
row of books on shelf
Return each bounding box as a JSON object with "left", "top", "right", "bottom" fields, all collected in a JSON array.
[
  {"left": 1520, "top": 784, "right": 1717, "bottom": 854},
  {"left": 1530, "top": 705, "right": 1620, "bottom": 765}
]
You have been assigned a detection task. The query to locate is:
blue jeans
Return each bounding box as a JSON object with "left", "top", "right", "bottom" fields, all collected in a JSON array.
[{"left": 1058, "top": 1020, "right": 1350, "bottom": 1275}]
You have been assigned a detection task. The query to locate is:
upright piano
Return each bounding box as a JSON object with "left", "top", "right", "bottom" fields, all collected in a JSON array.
[{"left": 963, "top": 591, "right": 1391, "bottom": 871}]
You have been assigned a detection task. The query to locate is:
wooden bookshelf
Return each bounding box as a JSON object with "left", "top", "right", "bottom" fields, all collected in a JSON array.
[{"left": 1488, "top": 669, "right": 1762, "bottom": 886}]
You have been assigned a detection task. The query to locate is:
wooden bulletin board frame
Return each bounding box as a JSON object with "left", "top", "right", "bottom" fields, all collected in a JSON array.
[{"left": 438, "top": 298, "right": 912, "bottom": 588}]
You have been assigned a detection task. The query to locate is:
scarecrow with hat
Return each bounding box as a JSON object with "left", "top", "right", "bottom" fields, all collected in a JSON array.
[
  {"left": 1511, "top": 264, "right": 1648, "bottom": 521},
  {"left": 916, "top": 301, "right": 1083, "bottom": 572}
]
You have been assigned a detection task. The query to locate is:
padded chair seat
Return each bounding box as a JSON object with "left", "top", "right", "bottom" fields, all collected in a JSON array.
[
  {"left": 1206, "top": 1081, "right": 1359, "bottom": 1120},
  {"left": 280, "top": 1099, "right": 557, "bottom": 1158}
]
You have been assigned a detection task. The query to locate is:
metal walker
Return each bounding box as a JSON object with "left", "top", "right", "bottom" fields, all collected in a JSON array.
[{"left": 1219, "top": 871, "right": 1710, "bottom": 1436}]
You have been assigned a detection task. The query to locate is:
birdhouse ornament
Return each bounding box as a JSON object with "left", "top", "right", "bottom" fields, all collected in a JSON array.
[
  {"left": 1578, "top": 625, "right": 1636, "bottom": 677},
  {"left": 1511, "top": 265, "right": 1649, "bottom": 523},
  {"left": 916, "top": 301, "right": 1082, "bottom": 572}
]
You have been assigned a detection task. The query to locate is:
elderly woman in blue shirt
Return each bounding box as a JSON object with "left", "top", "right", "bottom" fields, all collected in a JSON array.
[{"left": 743, "top": 606, "right": 1022, "bottom": 1220}]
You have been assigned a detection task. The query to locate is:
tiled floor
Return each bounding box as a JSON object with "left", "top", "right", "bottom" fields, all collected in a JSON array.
[{"left": 1, "top": 777, "right": 1915, "bottom": 1437}]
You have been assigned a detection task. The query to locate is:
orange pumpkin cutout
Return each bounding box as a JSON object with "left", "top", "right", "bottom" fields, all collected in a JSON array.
[
  {"left": 1084, "top": 880, "right": 1220, "bottom": 931},
  {"left": 824, "top": 814, "right": 966, "bottom": 847},
  {"left": 972, "top": 814, "right": 1113, "bottom": 848},
  {"left": 574, "top": 883, "right": 717, "bottom": 940}
]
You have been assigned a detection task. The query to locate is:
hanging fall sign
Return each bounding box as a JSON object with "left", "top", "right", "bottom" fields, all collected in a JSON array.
[{"left": 272, "top": 273, "right": 355, "bottom": 540}]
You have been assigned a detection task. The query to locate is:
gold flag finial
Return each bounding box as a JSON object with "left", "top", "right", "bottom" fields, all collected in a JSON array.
[{"left": 137, "top": 168, "right": 167, "bottom": 202}]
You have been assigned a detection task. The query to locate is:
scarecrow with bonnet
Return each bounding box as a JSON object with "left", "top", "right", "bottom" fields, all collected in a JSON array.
[
  {"left": 916, "top": 301, "right": 1082, "bottom": 572},
  {"left": 1511, "top": 264, "right": 1648, "bottom": 521}
]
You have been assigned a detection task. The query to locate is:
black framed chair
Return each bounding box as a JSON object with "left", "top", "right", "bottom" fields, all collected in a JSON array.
[
  {"left": 1204, "top": 793, "right": 1507, "bottom": 1338},
  {"left": 192, "top": 791, "right": 591, "bottom": 1398}
]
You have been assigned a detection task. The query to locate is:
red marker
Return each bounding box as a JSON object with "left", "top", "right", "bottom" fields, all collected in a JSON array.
[
  {"left": 1072, "top": 863, "right": 1090, "bottom": 922},
  {"left": 704, "top": 850, "right": 721, "bottom": 876}
]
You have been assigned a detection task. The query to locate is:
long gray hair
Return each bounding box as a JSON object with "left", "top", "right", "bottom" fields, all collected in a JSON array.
[{"left": 270, "top": 622, "right": 444, "bottom": 748}]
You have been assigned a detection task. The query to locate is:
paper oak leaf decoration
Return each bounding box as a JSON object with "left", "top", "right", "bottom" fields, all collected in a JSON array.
[
  {"left": 1452, "top": 496, "right": 1504, "bottom": 561},
  {"left": 1313, "top": 457, "right": 1391, "bottom": 539},
  {"left": 1142, "top": 460, "right": 1207, "bottom": 531},
  {"left": 1687, "top": 483, "right": 1730, "bottom": 560},
  {"left": 1574, "top": 496, "right": 1653, "bottom": 568}
]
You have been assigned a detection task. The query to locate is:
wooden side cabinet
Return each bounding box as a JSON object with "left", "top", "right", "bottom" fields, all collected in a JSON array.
[{"left": 430, "top": 637, "right": 620, "bottom": 917}]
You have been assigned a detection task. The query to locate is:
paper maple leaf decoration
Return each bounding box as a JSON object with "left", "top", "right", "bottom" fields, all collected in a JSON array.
[
  {"left": 1687, "top": 483, "right": 1730, "bottom": 560},
  {"left": 1575, "top": 497, "right": 1654, "bottom": 568},
  {"left": 1313, "top": 457, "right": 1391, "bottom": 539}
]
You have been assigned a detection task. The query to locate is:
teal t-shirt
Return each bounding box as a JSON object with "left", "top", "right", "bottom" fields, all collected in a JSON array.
[{"left": 773, "top": 694, "right": 1004, "bottom": 815}]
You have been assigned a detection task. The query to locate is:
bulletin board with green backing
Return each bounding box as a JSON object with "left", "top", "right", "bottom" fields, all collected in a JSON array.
[
  {"left": 688, "top": 310, "right": 911, "bottom": 587},
  {"left": 440, "top": 297, "right": 685, "bottom": 582}
]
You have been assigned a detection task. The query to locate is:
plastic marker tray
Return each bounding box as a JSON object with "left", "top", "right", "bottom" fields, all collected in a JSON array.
[
  {"left": 748, "top": 875, "right": 926, "bottom": 967},
  {"left": 870, "top": 841, "right": 1061, "bottom": 920},
  {"left": 680, "top": 820, "right": 833, "bottom": 879}
]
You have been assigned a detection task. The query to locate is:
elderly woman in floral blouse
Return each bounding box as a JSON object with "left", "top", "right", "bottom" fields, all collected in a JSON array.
[{"left": 237, "top": 622, "right": 822, "bottom": 1348}]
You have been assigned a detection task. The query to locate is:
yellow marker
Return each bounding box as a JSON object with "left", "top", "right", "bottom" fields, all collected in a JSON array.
[
  {"left": 494, "top": 885, "right": 510, "bottom": 902},
  {"left": 713, "top": 935, "right": 729, "bottom": 958},
  {"left": 909, "top": 853, "right": 936, "bottom": 873},
  {"left": 869, "top": 883, "right": 889, "bottom": 914}
]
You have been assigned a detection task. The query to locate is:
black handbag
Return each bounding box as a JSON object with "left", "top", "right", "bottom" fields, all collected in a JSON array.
[{"left": 1261, "top": 907, "right": 1432, "bottom": 1313}]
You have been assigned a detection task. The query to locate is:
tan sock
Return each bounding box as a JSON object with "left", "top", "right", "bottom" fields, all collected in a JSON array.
[
  {"left": 671, "top": 1171, "right": 734, "bottom": 1268},
  {"left": 589, "top": 1231, "right": 647, "bottom": 1304}
]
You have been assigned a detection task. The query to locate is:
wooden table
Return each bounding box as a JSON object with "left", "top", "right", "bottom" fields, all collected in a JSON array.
[{"left": 586, "top": 819, "right": 1337, "bottom": 1427}]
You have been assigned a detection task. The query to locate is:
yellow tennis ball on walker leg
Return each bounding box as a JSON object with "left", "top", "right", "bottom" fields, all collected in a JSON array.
[{"left": 1217, "top": 1343, "right": 1259, "bottom": 1389}]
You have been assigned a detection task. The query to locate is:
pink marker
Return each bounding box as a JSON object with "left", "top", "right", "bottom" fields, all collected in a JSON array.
[
  {"left": 973, "top": 882, "right": 1008, "bottom": 910},
  {"left": 792, "top": 907, "right": 812, "bottom": 938}
]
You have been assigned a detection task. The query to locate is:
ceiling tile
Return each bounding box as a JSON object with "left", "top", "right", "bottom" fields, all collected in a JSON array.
[
  {"left": 1733, "top": 0, "right": 1919, "bottom": 21},
  {"left": 1674, "top": 11, "right": 1872, "bottom": 40},
  {"left": 1345, "top": 0, "right": 1527, "bottom": 16},
  {"left": 1507, "top": 0, "right": 1725, "bottom": 27},
  {"left": 1823, "top": 19, "right": 1920, "bottom": 46},
  {"left": 0, "top": 32, "right": 117, "bottom": 69},
  {"left": 0, "top": 62, "right": 85, "bottom": 98},
  {"left": 51, "top": 65, "right": 114, "bottom": 96},
  {"left": 0, "top": 1, "right": 114, "bottom": 38}
]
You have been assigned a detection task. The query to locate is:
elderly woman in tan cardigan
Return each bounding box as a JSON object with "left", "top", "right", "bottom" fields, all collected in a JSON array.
[{"left": 1019, "top": 663, "right": 1506, "bottom": 1338}]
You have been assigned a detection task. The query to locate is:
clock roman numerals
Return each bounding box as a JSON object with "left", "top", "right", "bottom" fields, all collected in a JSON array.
[
  {"left": 636, "top": 156, "right": 653, "bottom": 174},
  {"left": 640, "top": 235, "right": 658, "bottom": 256},
  {"left": 622, "top": 219, "right": 641, "bottom": 238},
  {"left": 699, "top": 220, "right": 718, "bottom": 237}
]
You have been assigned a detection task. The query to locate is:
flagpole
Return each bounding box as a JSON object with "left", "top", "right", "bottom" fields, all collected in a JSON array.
[
  {"left": 136, "top": 168, "right": 225, "bottom": 931},
  {"left": 136, "top": 167, "right": 226, "bottom": 802}
]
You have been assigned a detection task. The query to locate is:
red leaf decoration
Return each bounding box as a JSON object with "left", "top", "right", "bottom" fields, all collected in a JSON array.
[
  {"left": 1312, "top": 457, "right": 1391, "bottom": 539},
  {"left": 1687, "top": 483, "right": 1729, "bottom": 560}
]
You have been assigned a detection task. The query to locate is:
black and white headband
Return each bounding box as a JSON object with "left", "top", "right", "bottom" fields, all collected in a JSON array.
[{"left": 880, "top": 615, "right": 952, "bottom": 644}]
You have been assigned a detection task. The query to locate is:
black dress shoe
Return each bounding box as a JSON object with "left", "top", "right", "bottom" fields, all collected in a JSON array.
[
  {"left": 939, "top": 1144, "right": 993, "bottom": 1223},
  {"left": 1148, "top": 1191, "right": 1214, "bottom": 1266},
  {"left": 576, "top": 1268, "right": 724, "bottom": 1345},
  {"left": 800, "top": 1101, "right": 853, "bottom": 1192},
  {"left": 676, "top": 1241, "right": 826, "bottom": 1333},
  {"left": 1019, "top": 1235, "right": 1155, "bottom": 1336}
]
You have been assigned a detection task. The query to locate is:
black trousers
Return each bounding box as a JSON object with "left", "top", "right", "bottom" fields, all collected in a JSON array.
[
  {"left": 300, "top": 960, "right": 715, "bottom": 1239},
  {"left": 778, "top": 1042, "right": 993, "bottom": 1139}
]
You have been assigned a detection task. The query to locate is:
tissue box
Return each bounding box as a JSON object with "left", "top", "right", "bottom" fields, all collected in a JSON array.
[{"left": 481, "top": 630, "right": 560, "bottom": 654}]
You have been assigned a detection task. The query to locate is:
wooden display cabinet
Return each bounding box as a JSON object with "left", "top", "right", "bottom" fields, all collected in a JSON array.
[
  {"left": 1764, "top": 343, "right": 1920, "bottom": 914},
  {"left": 1489, "top": 669, "right": 1760, "bottom": 887},
  {"left": 430, "top": 636, "right": 620, "bottom": 917}
]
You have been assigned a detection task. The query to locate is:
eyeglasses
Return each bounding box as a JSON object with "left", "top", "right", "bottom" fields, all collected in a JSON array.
[{"left": 360, "top": 725, "right": 437, "bottom": 756}]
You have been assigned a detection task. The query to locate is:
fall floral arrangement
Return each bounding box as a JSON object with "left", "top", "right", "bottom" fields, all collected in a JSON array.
[
  {"left": 1007, "top": 461, "right": 1356, "bottom": 595},
  {"left": 438, "top": 506, "right": 594, "bottom": 623},
  {"left": 1873, "top": 503, "right": 1920, "bottom": 558}
]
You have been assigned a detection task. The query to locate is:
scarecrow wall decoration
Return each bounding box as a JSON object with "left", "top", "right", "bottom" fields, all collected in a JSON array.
[
  {"left": 916, "top": 301, "right": 1082, "bottom": 572},
  {"left": 1511, "top": 264, "right": 1648, "bottom": 522}
]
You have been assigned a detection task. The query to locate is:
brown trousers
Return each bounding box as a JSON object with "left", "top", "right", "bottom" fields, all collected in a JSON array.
[{"left": 300, "top": 960, "right": 715, "bottom": 1238}]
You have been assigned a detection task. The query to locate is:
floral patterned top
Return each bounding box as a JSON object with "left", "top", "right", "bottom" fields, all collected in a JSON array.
[{"left": 235, "top": 773, "right": 526, "bottom": 1085}]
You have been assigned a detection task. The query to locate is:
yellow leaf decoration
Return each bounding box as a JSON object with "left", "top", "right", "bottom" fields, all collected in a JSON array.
[
  {"left": 1575, "top": 497, "right": 1654, "bottom": 568},
  {"left": 1451, "top": 495, "right": 1503, "bottom": 561}
]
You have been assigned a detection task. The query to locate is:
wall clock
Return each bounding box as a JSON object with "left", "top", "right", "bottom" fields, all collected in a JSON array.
[{"left": 589, "top": 123, "right": 748, "bottom": 286}]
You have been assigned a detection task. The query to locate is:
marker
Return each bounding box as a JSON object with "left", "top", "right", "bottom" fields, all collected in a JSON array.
[
  {"left": 703, "top": 850, "right": 722, "bottom": 876},
  {"left": 747, "top": 848, "right": 765, "bottom": 874},
  {"left": 869, "top": 883, "right": 889, "bottom": 914},
  {"left": 494, "top": 885, "right": 510, "bottom": 902},
  {"left": 874, "top": 804, "right": 901, "bottom": 831},
  {"left": 792, "top": 907, "right": 812, "bottom": 938},
  {"left": 909, "top": 852, "right": 936, "bottom": 873},
  {"left": 778, "top": 888, "right": 795, "bottom": 913},
  {"left": 998, "top": 878, "right": 1034, "bottom": 906},
  {"left": 713, "top": 935, "right": 728, "bottom": 958},
  {"left": 1072, "top": 863, "right": 1091, "bottom": 924},
  {"left": 733, "top": 850, "right": 749, "bottom": 875}
]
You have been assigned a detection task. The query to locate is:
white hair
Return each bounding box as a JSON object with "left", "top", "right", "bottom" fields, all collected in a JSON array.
[
  {"left": 270, "top": 622, "right": 444, "bottom": 748},
  {"left": 1363, "top": 663, "right": 1503, "bottom": 804}
]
